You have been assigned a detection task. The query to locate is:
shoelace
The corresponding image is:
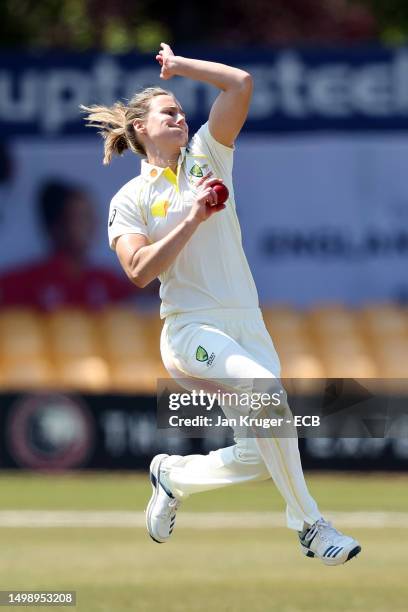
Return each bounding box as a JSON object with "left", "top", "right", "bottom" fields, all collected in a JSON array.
[
  {"left": 158, "top": 498, "right": 180, "bottom": 520},
  {"left": 304, "top": 519, "right": 342, "bottom": 545}
]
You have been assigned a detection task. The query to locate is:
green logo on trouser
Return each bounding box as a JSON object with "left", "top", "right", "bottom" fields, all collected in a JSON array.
[{"left": 196, "top": 346, "right": 208, "bottom": 362}]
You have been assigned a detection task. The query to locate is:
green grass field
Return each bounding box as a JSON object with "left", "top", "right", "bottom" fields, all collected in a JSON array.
[{"left": 0, "top": 472, "right": 407, "bottom": 612}]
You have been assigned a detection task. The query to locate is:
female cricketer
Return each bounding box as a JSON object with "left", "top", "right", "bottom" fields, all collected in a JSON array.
[{"left": 82, "top": 43, "right": 361, "bottom": 566}]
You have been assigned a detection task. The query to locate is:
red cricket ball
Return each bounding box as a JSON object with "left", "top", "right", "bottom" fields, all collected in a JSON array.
[{"left": 212, "top": 181, "right": 229, "bottom": 205}]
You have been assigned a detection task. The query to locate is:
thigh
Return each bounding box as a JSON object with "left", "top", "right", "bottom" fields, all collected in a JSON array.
[
  {"left": 161, "top": 318, "right": 285, "bottom": 440},
  {"left": 235, "top": 313, "right": 281, "bottom": 378},
  {"left": 161, "top": 318, "right": 275, "bottom": 384}
]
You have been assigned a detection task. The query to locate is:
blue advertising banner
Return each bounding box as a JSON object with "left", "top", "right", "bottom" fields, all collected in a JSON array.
[{"left": 2, "top": 47, "right": 408, "bottom": 136}]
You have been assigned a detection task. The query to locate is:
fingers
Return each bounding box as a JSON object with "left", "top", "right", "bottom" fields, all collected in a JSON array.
[
  {"left": 195, "top": 176, "right": 225, "bottom": 208},
  {"left": 156, "top": 44, "right": 173, "bottom": 79},
  {"left": 198, "top": 180, "right": 223, "bottom": 203},
  {"left": 201, "top": 187, "right": 217, "bottom": 207},
  {"left": 156, "top": 55, "right": 168, "bottom": 79},
  {"left": 160, "top": 42, "right": 173, "bottom": 53},
  {"left": 190, "top": 181, "right": 226, "bottom": 222},
  {"left": 158, "top": 43, "right": 174, "bottom": 59},
  {"left": 196, "top": 173, "right": 224, "bottom": 188},
  {"left": 204, "top": 177, "right": 224, "bottom": 187},
  {"left": 195, "top": 171, "right": 213, "bottom": 187}
]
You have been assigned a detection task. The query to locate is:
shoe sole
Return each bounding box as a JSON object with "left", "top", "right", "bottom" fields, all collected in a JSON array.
[
  {"left": 301, "top": 543, "right": 362, "bottom": 565},
  {"left": 145, "top": 453, "right": 169, "bottom": 544}
]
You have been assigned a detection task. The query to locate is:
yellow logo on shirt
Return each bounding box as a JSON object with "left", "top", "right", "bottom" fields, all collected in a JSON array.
[{"left": 151, "top": 199, "right": 170, "bottom": 218}]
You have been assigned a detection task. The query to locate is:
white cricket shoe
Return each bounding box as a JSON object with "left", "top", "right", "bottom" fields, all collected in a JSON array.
[
  {"left": 299, "top": 518, "right": 361, "bottom": 566},
  {"left": 145, "top": 453, "right": 181, "bottom": 543}
]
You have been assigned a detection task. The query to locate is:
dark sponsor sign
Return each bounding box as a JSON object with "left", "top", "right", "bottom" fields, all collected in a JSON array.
[
  {"left": 0, "top": 387, "right": 408, "bottom": 471},
  {"left": 2, "top": 47, "right": 408, "bottom": 136}
]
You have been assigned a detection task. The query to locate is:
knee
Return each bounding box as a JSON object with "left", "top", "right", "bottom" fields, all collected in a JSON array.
[
  {"left": 234, "top": 437, "right": 265, "bottom": 465},
  {"left": 252, "top": 381, "right": 293, "bottom": 420},
  {"left": 233, "top": 439, "right": 271, "bottom": 481}
]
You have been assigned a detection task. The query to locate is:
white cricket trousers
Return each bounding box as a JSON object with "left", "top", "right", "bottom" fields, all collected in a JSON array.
[{"left": 160, "top": 307, "right": 322, "bottom": 531}]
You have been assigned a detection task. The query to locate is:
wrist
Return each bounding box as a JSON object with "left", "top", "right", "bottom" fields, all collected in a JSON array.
[
  {"left": 184, "top": 215, "right": 201, "bottom": 230},
  {"left": 170, "top": 55, "right": 187, "bottom": 76}
]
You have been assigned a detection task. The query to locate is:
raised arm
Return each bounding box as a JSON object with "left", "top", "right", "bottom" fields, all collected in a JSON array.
[{"left": 156, "top": 43, "right": 253, "bottom": 147}]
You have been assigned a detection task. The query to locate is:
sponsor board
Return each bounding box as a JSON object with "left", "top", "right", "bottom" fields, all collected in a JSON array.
[
  {"left": 0, "top": 392, "right": 408, "bottom": 471},
  {"left": 3, "top": 48, "right": 408, "bottom": 135}
]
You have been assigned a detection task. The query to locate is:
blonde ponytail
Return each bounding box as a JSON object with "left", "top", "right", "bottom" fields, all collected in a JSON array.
[{"left": 81, "top": 87, "right": 172, "bottom": 165}]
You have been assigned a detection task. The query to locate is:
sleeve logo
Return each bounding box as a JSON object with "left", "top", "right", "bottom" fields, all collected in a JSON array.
[{"left": 109, "top": 208, "right": 117, "bottom": 226}]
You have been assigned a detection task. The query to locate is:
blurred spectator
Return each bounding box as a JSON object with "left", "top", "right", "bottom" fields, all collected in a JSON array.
[
  {"left": 0, "top": 140, "right": 15, "bottom": 226},
  {"left": 0, "top": 179, "right": 140, "bottom": 311}
]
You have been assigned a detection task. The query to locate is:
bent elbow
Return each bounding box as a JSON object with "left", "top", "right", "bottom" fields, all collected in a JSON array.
[
  {"left": 130, "top": 272, "right": 149, "bottom": 289},
  {"left": 240, "top": 71, "right": 253, "bottom": 91},
  {"left": 130, "top": 267, "right": 156, "bottom": 289},
  {"left": 127, "top": 253, "right": 148, "bottom": 288}
]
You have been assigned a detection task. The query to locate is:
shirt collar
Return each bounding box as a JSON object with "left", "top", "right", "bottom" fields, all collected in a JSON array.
[{"left": 141, "top": 147, "right": 188, "bottom": 184}]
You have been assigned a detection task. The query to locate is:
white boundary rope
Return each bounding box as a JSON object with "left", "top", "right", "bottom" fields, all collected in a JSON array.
[{"left": 0, "top": 510, "right": 406, "bottom": 528}]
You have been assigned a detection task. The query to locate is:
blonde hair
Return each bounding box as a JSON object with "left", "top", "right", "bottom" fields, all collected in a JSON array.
[{"left": 81, "top": 87, "right": 173, "bottom": 165}]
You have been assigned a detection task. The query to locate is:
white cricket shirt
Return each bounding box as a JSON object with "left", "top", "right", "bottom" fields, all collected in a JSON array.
[{"left": 108, "top": 122, "right": 259, "bottom": 318}]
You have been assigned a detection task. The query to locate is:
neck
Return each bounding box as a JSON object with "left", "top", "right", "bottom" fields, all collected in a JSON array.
[{"left": 146, "top": 146, "right": 180, "bottom": 174}]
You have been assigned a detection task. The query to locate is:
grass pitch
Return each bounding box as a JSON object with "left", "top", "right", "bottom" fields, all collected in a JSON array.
[{"left": 0, "top": 472, "right": 407, "bottom": 612}]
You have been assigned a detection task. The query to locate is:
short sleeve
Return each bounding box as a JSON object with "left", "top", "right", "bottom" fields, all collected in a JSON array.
[
  {"left": 189, "top": 122, "right": 234, "bottom": 179},
  {"left": 108, "top": 181, "right": 148, "bottom": 250}
]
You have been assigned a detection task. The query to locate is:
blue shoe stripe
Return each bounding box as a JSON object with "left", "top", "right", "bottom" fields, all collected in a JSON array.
[
  {"left": 324, "top": 545, "right": 335, "bottom": 557},
  {"left": 151, "top": 457, "right": 175, "bottom": 499},
  {"left": 331, "top": 547, "right": 343, "bottom": 558},
  {"left": 158, "top": 465, "right": 175, "bottom": 499},
  {"left": 160, "top": 479, "right": 175, "bottom": 499},
  {"left": 299, "top": 528, "right": 317, "bottom": 548}
]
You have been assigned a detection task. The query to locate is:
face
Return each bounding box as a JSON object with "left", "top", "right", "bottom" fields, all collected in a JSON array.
[
  {"left": 52, "top": 192, "right": 96, "bottom": 256},
  {"left": 136, "top": 94, "right": 189, "bottom": 154}
]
